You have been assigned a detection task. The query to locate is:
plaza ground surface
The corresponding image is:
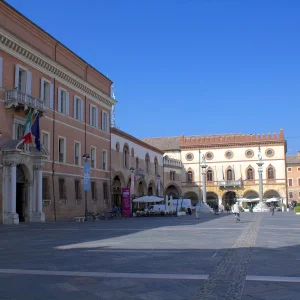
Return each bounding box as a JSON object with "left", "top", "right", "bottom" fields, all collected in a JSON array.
[{"left": 0, "top": 211, "right": 300, "bottom": 300}]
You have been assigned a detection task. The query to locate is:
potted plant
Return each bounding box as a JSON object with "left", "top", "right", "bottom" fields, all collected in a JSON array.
[
  {"left": 177, "top": 207, "right": 186, "bottom": 216},
  {"left": 294, "top": 205, "right": 300, "bottom": 215},
  {"left": 244, "top": 205, "right": 250, "bottom": 212}
]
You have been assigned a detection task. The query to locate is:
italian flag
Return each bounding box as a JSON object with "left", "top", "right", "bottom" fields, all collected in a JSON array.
[{"left": 23, "top": 111, "right": 33, "bottom": 144}]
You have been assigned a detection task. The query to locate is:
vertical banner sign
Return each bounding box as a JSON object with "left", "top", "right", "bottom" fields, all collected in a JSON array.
[
  {"left": 84, "top": 162, "right": 90, "bottom": 191},
  {"left": 130, "top": 173, "right": 135, "bottom": 196},
  {"left": 122, "top": 188, "right": 131, "bottom": 218},
  {"left": 157, "top": 176, "right": 161, "bottom": 197}
]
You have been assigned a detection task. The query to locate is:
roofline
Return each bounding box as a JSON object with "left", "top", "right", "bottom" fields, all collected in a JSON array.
[
  {"left": 111, "top": 128, "right": 165, "bottom": 155},
  {"left": 3, "top": 0, "right": 113, "bottom": 84}
]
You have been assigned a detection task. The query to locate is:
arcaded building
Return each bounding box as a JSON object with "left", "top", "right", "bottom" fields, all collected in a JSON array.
[
  {"left": 143, "top": 129, "right": 288, "bottom": 206},
  {"left": 0, "top": 2, "right": 115, "bottom": 224}
]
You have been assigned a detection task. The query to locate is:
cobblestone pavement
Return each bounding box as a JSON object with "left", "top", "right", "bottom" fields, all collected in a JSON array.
[{"left": 0, "top": 212, "right": 300, "bottom": 299}]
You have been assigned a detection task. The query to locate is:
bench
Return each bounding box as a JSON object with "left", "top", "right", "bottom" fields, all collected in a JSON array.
[{"left": 75, "top": 217, "right": 85, "bottom": 222}]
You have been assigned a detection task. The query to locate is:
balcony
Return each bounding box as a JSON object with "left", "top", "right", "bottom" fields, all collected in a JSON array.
[
  {"left": 5, "top": 89, "right": 45, "bottom": 114},
  {"left": 218, "top": 180, "right": 242, "bottom": 188}
]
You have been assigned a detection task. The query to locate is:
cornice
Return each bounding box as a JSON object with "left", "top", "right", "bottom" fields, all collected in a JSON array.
[{"left": 0, "top": 28, "right": 116, "bottom": 109}]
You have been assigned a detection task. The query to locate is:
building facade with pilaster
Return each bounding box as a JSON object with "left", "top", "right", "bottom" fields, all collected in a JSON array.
[
  {"left": 143, "top": 129, "right": 287, "bottom": 206},
  {"left": 0, "top": 1, "right": 115, "bottom": 224}
]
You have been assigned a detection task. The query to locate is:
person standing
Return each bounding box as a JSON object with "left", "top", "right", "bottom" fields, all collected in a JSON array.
[
  {"left": 232, "top": 202, "right": 241, "bottom": 222},
  {"left": 195, "top": 203, "right": 200, "bottom": 219},
  {"left": 270, "top": 202, "right": 275, "bottom": 216}
]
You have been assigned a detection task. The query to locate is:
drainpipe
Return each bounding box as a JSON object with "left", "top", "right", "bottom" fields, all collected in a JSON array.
[{"left": 51, "top": 43, "right": 58, "bottom": 221}]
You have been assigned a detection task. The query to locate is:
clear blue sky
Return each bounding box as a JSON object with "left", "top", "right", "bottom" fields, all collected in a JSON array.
[{"left": 6, "top": 0, "right": 300, "bottom": 154}]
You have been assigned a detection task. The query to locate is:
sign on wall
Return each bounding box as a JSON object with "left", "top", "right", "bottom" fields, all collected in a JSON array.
[{"left": 122, "top": 188, "right": 131, "bottom": 218}]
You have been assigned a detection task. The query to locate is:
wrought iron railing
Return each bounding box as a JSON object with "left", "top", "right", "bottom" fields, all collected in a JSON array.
[{"left": 218, "top": 180, "right": 242, "bottom": 187}]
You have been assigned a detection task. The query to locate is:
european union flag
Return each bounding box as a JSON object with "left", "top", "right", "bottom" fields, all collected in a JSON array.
[{"left": 31, "top": 113, "right": 41, "bottom": 151}]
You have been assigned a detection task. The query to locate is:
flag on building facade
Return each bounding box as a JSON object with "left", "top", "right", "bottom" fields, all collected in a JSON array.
[
  {"left": 23, "top": 111, "right": 33, "bottom": 144},
  {"left": 31, "top": 113, "right": 41, "bottom": 151}
]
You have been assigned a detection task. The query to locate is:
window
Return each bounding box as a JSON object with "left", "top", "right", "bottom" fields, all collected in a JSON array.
[
  {"left": 225, "top": 151, "right": 233, "bottom": 159},
  {"left": 102, "top": 150, "right": 107, "bottom": 170},
  {"left": 245, "top": 150, "right": 254, "bottom": 158},
  {"left": 90, "top": 104, "right": 98, "bottom": 127},
  {"left": 288, "top": 179, "right": 293, "bottom": 187},
  {"left": 205, "top": 152, "right": 214, "bottom": 160},
  {"left": 42, "top": 177, "right": 50, "bottom": 199},
  {"left": 145, "top": 154, "right": 150, "bottom": 173},
  {"left": 101, "top": 111, "right": 109, "bottom": 132},
  {"left": 40, "top": 79, "right": 51, "bottom": 107},
  {"left": 298, "top": 167, "right": 300, "bottom": 172},
  {"left": 58, "top": 137, "right": 65, "bottom": 163},
  {"left": 74, "top": 142, "right": 80, "bottom": 166},
  {"left": 247, "top": 168, "right": 254, "bottom": 180},
  {"left": 42, "top": 132, "right": 49, "bottom": 151},
  {"left": 287, "top": 167, "right": 292, "bottom": 172},
  {"left": 186, "top": 153, "right": 194, "bottom": 161},
  {"left": 103, "top": 182, "right": 108, "bottom": 200},
  {"left": 116, "top": 142, "right": 120, "bottom": 152},
  {"left": 74, "top": 96, "right": 83, "bottom": 121},
  {"left": 154, "top": 157, "right": 158, "bottom": 175},
  {"left": 289, "top": 192, "right": 294, "bottom": 199},
  {"left": 265, "top": 148, "right": 274, "bottom": 157},
  {"left": 58, "top": 87, "right": 69, "bottom": 115},
  {"left": 170, "top": 171, "right": 175, "bottom": 181},
  {"left": 267, "top": 167, "right": 274, "bottom": 180},
  {"left": 187, "top": 171, "right": 193, "bottom": 182},
  {"left": 90, "top": 147, "right": 96, "bottom": 168},
  {"left": 59, "top": 178, "right": 66, "bottom": 199},
  {"left": 18, "top": 68, "right": 27, "bottom": 93},
  {"left": 123, "top": 145, "right": 129, "bottom": 168},
  {"left": 91, "top": 182, "right": 97, "bottom": 200},
  {"left": 136, "top": 157, "right": 139, "bottom": 170},
  {"left": 207, "top": 170, "right": 213, "bottom": 182},
  {"left": 15, "top": 123, "right": 24, "bottom": 140},
  {"left": 227, "top": 169, "right": 233, "bottom": 181},
  {"left": 131, "top": 148, "right": 135, "bottom": 157},
  {"left": 75, "top": 180, "right": 81, "bottom": 200}
]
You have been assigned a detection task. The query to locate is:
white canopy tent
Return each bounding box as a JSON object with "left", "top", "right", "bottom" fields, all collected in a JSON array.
[{"left": 133, "top": 196, "right": 164, "bottom": 203}]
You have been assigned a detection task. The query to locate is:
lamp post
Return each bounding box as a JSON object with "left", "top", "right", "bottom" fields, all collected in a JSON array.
[
  {"left": 201, "top": 155, "right": 208, "bottom": 205},
  {"left": 82, "top": 153, "right": 90, "bottom": 221},
  {"left": 129, "top": 167, "right": 135, "bottom": 216}
]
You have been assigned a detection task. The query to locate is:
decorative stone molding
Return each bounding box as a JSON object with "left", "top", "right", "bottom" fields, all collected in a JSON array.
[
  {"left": 3, "top": 157, "right": 19, "bottom": 166},
  {"left": 0, "top": 29, "right": 115, "bottom": 108},
  {"left": 33, "top": 163, "right": 44, "bottom": 170}
]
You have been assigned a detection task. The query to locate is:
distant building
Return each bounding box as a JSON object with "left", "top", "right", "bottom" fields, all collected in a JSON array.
[
  {"left": 143, "top": 129, "right": 287, "bottom": 206},
  {"left": 286, "top": 152, "right": 300, "bottom": 203}
]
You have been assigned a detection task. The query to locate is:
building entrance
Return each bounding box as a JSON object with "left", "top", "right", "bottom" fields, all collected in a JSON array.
[{"left": 16, "top": 165, "right": 26, "bottom": 222}]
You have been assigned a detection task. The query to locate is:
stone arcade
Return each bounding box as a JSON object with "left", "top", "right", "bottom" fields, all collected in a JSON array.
[{"left": 1, "top": 139, "right": 48, "bottom": 224}]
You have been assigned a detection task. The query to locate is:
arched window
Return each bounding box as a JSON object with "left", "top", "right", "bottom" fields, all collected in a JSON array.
[
  {"left": 145, "top": 153, "right": 150, "bottom": 173},
  {"left": 116, "top": 142, "right": 120, "bottom": 152},
  {"left": 154, "top": 157, "right": 158, "bottom": 175},
  {"left": 268, "top": 167, "right": 275, "bottom": 180},
  {"left": 207, "top": 170, "right": 213, "bottom": 182},
  {"left": 247, "top": 168, "right": 254, "bottom": 180},
  {"left": 227, "top": 169, "right": 233, "bottom": 181},
  {"left": 131, "top": 148, "right": 134, "bottom": 157},
  {"left": 123, "top": 144, "right": 129, "bottom": 168},
  {"left": 187, "top": 170, "right": 193, "bottom": 182},
  {"left": 136, "top": 157, "right": 139, "bottom": 170}
]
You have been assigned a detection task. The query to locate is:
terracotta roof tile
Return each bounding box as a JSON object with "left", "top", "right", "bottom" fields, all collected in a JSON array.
[
  {"left": 286, "top": 155, "right": 300, "bottom": 165},
  {"left": 142, "top": 136, "right": 181, "bottom": 151}
]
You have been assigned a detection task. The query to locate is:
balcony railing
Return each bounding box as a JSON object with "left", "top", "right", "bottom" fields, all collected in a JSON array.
[
  {"left": 218, "top": 180, "right": 242, "bottom": 188},
  {"left": 5, "top": 89, "right": 45, "bottom": 114}
]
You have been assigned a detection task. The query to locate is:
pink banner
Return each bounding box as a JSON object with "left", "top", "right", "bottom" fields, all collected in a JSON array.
[{"left": 122, "top": 188, "right": 131, "bottom": 218}]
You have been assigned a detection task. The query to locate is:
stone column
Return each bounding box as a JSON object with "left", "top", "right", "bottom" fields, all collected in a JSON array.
[
  {"left": 257, "top": 162, "right": 264, "bottom": 202},
  {"left": 10, "top": 163, "right": 17, "bottom": 213},
  {"left": 201, "top": 166, "right": 207, "bottom": 204},
  {"left": 32, "top": 163, "right": 45, "bottom": 222}
]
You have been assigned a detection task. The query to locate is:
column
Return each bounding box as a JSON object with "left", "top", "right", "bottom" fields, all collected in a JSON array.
[
  {"left": 157, "top": 176, "right": 161, "bottom": 197},
  {"left": 10, "top": 163, "right": 17, "bottom": 213},
  {"left": 37, "top": 168, "right": 43, "bottom": 213},
  {"left": 258, "top": 163, "right": 264, "bottom": 202},
  {"left": 202, "top": 167, "right": 207, "bottom": 204},
  {"left": 32, "top": 162, "right": 45, "bottom": 222}
]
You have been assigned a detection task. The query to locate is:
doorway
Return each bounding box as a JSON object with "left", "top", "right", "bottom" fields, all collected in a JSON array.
[
  {"left": 222, "top": 191, "right": 236, "bottom": 207},
  {"left": 16, "top": 165, "right": 26, "bottom": 222}
]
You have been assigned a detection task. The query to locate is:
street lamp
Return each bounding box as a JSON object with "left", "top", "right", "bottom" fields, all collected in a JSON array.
[{"left": 82, "top": 153, "right": 91, "bottom": 221}]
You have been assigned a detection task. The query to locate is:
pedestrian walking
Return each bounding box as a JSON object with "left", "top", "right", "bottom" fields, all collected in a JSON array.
[
  {"left": 226, "top": 203, "right": 230, "bottom": 214},
  {"left": 219, "top": 203, "right": 224, "bottom": 213},
  {"left": 195, "top": 203, "right": 200, "bottom": 219},
  {"left": 214, "top": 203, "right": 219, "bottom": 215},
  {"left": 270, "top": 202, "right": 275, "bottom": 216},
  {"left": 232, "top": 202, "right": 241, "bottom": 222}
]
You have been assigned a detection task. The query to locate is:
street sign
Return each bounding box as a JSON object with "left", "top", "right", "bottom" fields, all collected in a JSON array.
[{"left": 84, "top": 161, "right": 90, "bottom": 191}]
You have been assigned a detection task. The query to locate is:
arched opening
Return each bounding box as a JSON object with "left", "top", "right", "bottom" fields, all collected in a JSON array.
[
  {"left": 165, "top": 184, "right": 180, "bottom": 199},
  {"left": 267, "top": 165, "right": 275, "bottom": 180},
  {"left": 207, "top": 169, "right": 213, "bottom": 183},
  {"left": 222, "top": 191, "right": 237, "bottom": 207},
  {"left": 148, "top": 181, "right": 155, "bottom": 196},
  {"left": 154, "top": 157, "right": 158, "bottom": 175},
  {"left": 243, "top": 190, "right": 259, "bottom": 199},
  {"left": 246, "top": 166, "right": 255, "bottom": 181},
  {"left": 183, "top": 191, "right": 198, "bottom": 206},
  {"left": 207, "top": 192, "right": 218, "bottom": 208},
  {"left": 226, "top": 168, "right": 233, "bottom": 181},
  {"left": 187, "top": 168, "right": 194, "bottom": 182},
  {"left": 16, "top": 164, "right": 27, "bottom": 222},
  {"left": 123, "top": 144, "right": 129, "bottom": 168},
  {"left": 112, "top": 175, "right": 124, "bottom": 207},
  {"left": 145, "top": 153, "right": 150, "bottom": 173},
  {"left": 137, "top": 180, "right": 146, "bottom": 196},
  {"left": 264, "top": 190, "right": 280, "bottom": 199}
]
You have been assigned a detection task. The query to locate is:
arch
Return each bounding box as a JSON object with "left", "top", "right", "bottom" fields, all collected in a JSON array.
[
  {"left": 148, "top": 180, "right": 156, "bottom": 196},
  {"left": 145, "top": 153, "right": 150, "bottom": 173},
  {"left": 137, "top": 179, "right": 147, "bottom": 196},
  {"left": 206, "top": 168, "right": 214, "bottom": 183},
  {"left": 206, "top": 191, "right": 218, "bottom": 208},
  {"left": 136, "top": 157, "right": 139, "bottom": 170},
  {"left": 264, "top": 189, "right": 281, "bottom": 199},
  {"left": 165, "top": 183, "right": 181, "bottom": 199},
  {"left": 116, "top": 141, "right": 120, "bottom": 152},
  {"left": 112, "top": 172, "right": 126, "bottom": 189},
  {"left": 123, "top": 143, "right": 129, "bottom": 168},
  {"left": 222, "top": 191, "right": 237, "bottom": 207},
  {"left": 245, "top": 165, "right": 255, "bottom": 181},
  {"left": 131, "top": 147, "right": 134, "bottom": 157},
  {"left": 243, "top": 190, "right": 259, "bottom": 199},
  {"left": 186, "top": 167, "right": 194, "bottom": 182},
  {"left": 225, "top": 166, "right": 233, "bottom": 181},
  {"left": 266, "top": 164, "right": 276, "bottom": 180},
  {"left": 154, "top": 156, "right": 158, "bottom": 175},
  {"left": 183, "top": 191, "right": 199, "bottom": 206}
]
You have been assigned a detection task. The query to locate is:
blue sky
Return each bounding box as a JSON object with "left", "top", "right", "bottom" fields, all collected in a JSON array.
[{"left": 6, "top": 0, "right": 300, "bottom": 154}]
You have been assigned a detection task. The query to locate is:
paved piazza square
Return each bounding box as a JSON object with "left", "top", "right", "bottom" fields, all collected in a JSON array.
[{"left": 1, "top": 212, "right": 300, "bottom": 299}]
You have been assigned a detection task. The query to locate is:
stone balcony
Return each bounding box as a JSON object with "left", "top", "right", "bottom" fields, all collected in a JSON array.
[
  {"left": 218, "top": 180, "right": 243, "bottom": 188},
  {"left": 5, "top": 89, "right": 46, "bottom": 115}
]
